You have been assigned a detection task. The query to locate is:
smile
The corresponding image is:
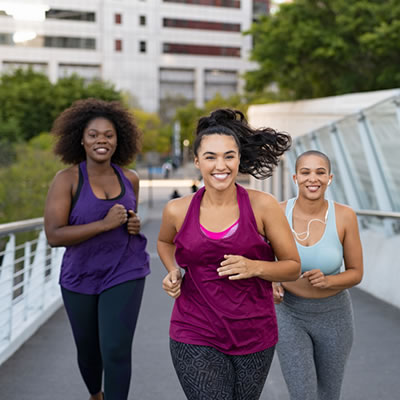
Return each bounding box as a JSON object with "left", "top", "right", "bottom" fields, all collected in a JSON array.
[{"left": 212, "top": 173, "right": 229, "bottom": 180}]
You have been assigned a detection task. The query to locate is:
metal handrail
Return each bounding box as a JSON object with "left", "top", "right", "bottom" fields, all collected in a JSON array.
[
  {"left": 355, "top": 210, "right": 400, "bottom": 219},
  {"left": 0, "top": 218, "right": 44, "bottom": 238}
]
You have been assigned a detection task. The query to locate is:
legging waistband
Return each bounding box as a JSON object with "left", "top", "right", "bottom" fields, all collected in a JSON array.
[{"left": 281, "top": 289, "right": 351, "bottom": 314}]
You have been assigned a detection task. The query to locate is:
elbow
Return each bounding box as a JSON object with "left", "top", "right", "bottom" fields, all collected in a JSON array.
[{"left": 288, "top": 261, "right": 302, "bottom": 281}]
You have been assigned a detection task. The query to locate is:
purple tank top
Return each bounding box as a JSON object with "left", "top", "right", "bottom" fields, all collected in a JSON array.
[
  {"left": 60, "top": 161, "right": 150, "bottom": 294},
  {"left": 171, "top": 184, "right": 277, "bottom": 355}
]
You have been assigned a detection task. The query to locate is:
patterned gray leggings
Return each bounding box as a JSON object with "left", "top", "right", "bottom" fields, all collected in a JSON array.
[
  {"left": 276, "top": 289, "right": 354, "bottom": 400},
  {"left": 170, "top": 339, "right": 275, "bottom": 400}
]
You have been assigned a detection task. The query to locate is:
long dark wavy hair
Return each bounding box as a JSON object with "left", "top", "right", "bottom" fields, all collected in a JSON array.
[
  {"left": 194, "top": 108, "right": 292, "bottom": 179},
  {"left": 52, "top": 98, "right": 141, "bottom": 165}
]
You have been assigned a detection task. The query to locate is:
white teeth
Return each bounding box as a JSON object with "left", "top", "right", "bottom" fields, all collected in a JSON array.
[
  {"left": 213, "top": 174, "right": 228, "bottom": 180},
  {"left": 95, "top": 148, "right": 107, "bottom": 153}
]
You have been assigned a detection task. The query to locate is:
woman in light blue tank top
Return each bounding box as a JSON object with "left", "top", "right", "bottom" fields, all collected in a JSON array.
[{"left": 273, "top": 150, "right": 364, "bottom": 400}]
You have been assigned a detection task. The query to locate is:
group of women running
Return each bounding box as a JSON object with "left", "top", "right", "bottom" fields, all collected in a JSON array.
[{"left": 44, "top": 98, "right": 363, "bottom": 400}]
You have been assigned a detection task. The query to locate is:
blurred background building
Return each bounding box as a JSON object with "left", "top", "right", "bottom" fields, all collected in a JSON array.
[{"left": 0, "top": 0, "right": 270, "bottom": 113}]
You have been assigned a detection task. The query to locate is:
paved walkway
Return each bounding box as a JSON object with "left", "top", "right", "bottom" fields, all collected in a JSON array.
[{"left": 1, "top": 195, "right": 399, "bottom": 400}]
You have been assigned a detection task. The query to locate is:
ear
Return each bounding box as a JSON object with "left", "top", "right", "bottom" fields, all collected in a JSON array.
[
  {"left": 194, "top": 157, "right": 200, "bottom": 169},
  {"left": 293, "top": 174, "right": 297, "bottom": 184},
  {"left": 328, "top": 174, "right": 333, "bottom": 185}
]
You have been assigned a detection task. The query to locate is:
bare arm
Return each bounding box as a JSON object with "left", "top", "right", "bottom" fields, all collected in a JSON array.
[
  {"left": 124, "top": 168, "right": 141, "bottom": 234},
  {"left": 157, "top": 199, "right": 186, "bottom": 298},
  {"left": 44, "top": 169, "right": 128, "bottom": 247},
  {"left": 218, "top": 192, "right": 301, "bottom": 282}
]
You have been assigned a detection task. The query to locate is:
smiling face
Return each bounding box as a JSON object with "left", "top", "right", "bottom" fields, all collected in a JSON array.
[
  {"left": 294, "top": 154, "right": 333, "bottom": 199},
  {"left": 194, "top": 134, "right": 240, "bottom": 191},
  {"left": 82, "top": 117, "right": 117, "bottom": 163}
]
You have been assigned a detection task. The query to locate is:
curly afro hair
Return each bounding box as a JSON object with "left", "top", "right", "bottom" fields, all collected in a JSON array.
[{"left": 52, "top": 98, "right": 141, "bottom": 165}]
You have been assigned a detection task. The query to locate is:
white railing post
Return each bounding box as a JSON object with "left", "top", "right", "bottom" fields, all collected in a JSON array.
[{"left": 0, "top": 234, "right": 15, "bottom": 343}]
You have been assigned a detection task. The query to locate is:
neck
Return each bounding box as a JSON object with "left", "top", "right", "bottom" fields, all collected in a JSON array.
[
  {"left": 294, "top": 196, "right": 327, "bottom": 216},
  {"left": 202, "top": 184, "right": 237, "bottom": 207},
  {"left": 86, "top": 159, "right": 114, "bottom": 175}
]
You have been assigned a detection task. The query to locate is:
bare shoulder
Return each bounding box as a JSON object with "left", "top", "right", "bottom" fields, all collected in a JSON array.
[
  {"left": 247, "top": 188, "right": 280, "bottom": 211},
  {"left": 121, "top": 167, "right": 139, "bottom": 185},
  {"left": 334, "top": 202, "right": 357, "bottom": 219},
  {"left": 53, "top": 165, "right": 78, "bottom": 185},
  {"left": 164, "top": 193, "right": 195, "bottom": 219}
]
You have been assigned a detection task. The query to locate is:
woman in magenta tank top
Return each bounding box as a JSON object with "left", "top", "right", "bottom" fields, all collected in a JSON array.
[
  {"left": 44, "top": 99, "right": 149, "bottom": 400},
  {"left": 157, "top": 109, "right": 301, "bottom": 400}
]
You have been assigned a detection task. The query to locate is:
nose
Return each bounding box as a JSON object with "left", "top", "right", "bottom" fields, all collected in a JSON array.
[{"left": 215, "top": 156, "right": 226, "bottom": 170}]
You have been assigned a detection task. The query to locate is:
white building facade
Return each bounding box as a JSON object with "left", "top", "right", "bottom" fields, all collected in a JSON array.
[{"left": 0, "top": 0, "right": 269, "bottom": 112}]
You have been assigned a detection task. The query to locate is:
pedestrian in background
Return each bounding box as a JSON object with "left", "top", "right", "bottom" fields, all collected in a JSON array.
[
  {"left": 273, "top": 150, "right": 363, "bottom": 400},
  {"left": 158, "top": 109, "right": 301, "bottom": 400},
  {"left": 44, "top": 98, "right": 150, "bottom": 400}
]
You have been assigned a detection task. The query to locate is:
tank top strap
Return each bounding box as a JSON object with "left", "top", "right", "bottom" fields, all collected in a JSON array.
[
  {"left": 326, "top": 199, "right": 336, "bottom": 230},
  {"left": 80, "top": 160, "right": 89, "bottom": 180},
  {"left": 236, "top": 184, "right": 259, "bottom": 233},
  {"left": 285, "top": 198, "right": 296, "bottom": 228}
]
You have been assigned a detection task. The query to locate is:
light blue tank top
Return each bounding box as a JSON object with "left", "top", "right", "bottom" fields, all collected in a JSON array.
[{"left": 286, "top": 198, "right": 343, "bottom": 275}]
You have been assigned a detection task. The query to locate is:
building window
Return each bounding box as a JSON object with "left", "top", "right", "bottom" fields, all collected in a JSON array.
[
  {"left": 139, "top": 41, "right": 147, "bottom": 53},
  {"left": 163, "top": 43, "right": 240, "bottom": 57},
  {"left": 0, "top": 33, "right": 96, "bottom": 49},
  {"left": 139, "top": 15, "right": 146, "bottom": 26},
  {"left": 163, "top": 18, "right": 240, "bottom": 32},
  {"left": 115, "top": 39, "right": 122, "bottom": 52},
  {"left": 46, "top": 9, "right": 96, "bottom": 22},
  {"left": 45, "top": 36, "right": 96, "bottom": 49},
  {"left": 115, "top": 13, "right": 122, "bottom": 24},
  {"left": 162, "top": 0, "right": 240, "bottom": 8}
]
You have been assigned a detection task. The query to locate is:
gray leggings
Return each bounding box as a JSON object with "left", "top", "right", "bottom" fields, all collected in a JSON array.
[{"left": 276, "top": 290, "right": 354, "bottom": 400}]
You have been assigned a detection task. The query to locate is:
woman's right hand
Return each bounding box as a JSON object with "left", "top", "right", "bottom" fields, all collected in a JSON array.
[
  {"left": 162, "top": 269, "right": 182, "bottom": 299},
  {"left": 273, "top": 282, "right": 285, "bottom": 304},
  {"left": 103, "top": 204, "right": 128, "bottom": 231}
]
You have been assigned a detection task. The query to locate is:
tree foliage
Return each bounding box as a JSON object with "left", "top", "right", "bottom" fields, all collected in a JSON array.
[
  {"left": 133, "top": 109, "right": 172, "bottom": 154},
  {"left": 246, "top": 0, "right": 400, "bottom": 99},
  {"left": 0, "top": 133, "right": 64, "bottom": 223},
  {"left": 0, "top": 69, "right": 123, "bottom": 142}
]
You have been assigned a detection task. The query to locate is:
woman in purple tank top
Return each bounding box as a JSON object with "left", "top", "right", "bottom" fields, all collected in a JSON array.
[
  {"left": 44, "top": 98, "right": 150, "bottom": 400},
  {"left": 157, "top": 109, "right": 301, "bottom": 400}
]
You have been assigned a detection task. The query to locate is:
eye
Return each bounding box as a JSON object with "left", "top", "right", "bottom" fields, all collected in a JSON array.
[
  {"left": 205, "top": 156, "right": 215, "bottom": 160},
  {"left": 225, "top": 155, "right": 234, "bottom": 159}
]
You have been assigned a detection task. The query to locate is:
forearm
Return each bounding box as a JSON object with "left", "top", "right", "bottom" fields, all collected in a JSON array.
[
  {"left": 252, "top": 259, "right": 301, "bottom": 282},
  {"left": 46, "top": 220, "right": 108, "bottom": 247},
  {"left": 325, "top": 269, "right": 362, "bottom": 290},
  {"left": 157, "top": 240, "right": 179, "bottom": 272}
]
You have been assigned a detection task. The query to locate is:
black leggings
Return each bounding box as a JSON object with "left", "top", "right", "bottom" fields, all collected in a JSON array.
[
  {"left": 61, "top": 279, "right": 145, "bottom": 400},
  {"left": 170, "top": 339, "right": 275, "bottom": 400}
]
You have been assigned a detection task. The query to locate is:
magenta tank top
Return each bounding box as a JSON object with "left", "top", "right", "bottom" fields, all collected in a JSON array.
[
  {"left": 59, "top": 161, "right": 150, "bottom": 294},
  {"left": 171, "top": 184, "right": 277, "bottom": 355}
]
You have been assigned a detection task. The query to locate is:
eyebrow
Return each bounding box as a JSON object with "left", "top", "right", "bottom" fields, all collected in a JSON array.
[
  {"left": 202, "top": 150, "right": 237, "bottom": 156},
  {"left": 299, "top": 167, "right": 327, "bottom": 171}
]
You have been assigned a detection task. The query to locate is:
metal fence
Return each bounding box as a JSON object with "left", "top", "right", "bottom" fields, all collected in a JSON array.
[{"left": 0, "top": 218, "right": 64, "bottom": 366}]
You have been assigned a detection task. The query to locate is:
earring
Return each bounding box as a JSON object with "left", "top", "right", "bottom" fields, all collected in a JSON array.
[{"left": 328, "top": 179, "right": 332, "bottom": 185}]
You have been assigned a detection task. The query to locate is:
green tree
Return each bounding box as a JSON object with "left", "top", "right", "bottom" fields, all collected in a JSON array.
[
  {"left": 133, "top": 109, "right": 172, "bottom": 154},
  {"left": 246, "top": 0, "right": 400, "bottom": 100},
  {"left": 0, "top": 69, "right": 123, "bottom": 142},
  {"left": 0, "top": 133, "right": 64, "bottom": 223}
]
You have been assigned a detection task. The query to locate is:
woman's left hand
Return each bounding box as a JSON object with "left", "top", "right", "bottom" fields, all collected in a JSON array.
[
  {"left": 217, "top": 255, "right": 256, "bottom": 280},
  {"left": 302, "top": 269, "right": 331, "bottom": 289},
  {"left": 127, "top": 210, "right": 141, "bottom": 235}
]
